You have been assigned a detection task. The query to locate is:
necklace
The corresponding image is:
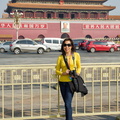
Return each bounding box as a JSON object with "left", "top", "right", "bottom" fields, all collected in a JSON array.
[{"left": 66, "top": 53, "right": 72, "bottom": 56}]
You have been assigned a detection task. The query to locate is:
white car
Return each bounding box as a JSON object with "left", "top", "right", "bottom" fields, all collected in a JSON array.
[
  {"left": 41, "top": 38, "right": 64, "bottom": 51},
  {"left": 0, "top": 41, "right": 12, "bottom": 53},
  {"left": 10, "top": 39, "right": 47, "bottom": 54},
  {"left": 35, "top": 40, "right": 51, "bottom": 52}
]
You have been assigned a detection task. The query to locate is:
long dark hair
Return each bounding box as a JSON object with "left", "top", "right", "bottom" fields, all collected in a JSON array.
[{"left": 61, "top": 38, "right": 75, "bottom": 55}]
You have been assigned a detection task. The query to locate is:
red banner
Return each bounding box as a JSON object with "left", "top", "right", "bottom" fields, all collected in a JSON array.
[
  {"left": 83, "top": 24, "right": 120, "bottom": 29},
  {"left": 0, "top": 22, "right": 48, "bottom": 29}
]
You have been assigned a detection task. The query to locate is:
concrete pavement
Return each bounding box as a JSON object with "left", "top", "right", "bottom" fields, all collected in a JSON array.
[{"left": 30, "top": 114, "right": 120, "bottom": 120}]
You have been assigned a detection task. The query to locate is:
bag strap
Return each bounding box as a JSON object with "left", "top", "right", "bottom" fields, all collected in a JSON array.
[
  {"left": 63, "top": 55, "right": 70, "bottom": 70},
  {"left": 72, "top": 54, "right": 76, "bottom": 70}
]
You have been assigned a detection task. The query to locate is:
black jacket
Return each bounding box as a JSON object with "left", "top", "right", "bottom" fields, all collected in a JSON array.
[{"left": 69, "top": 75, "right": 88, "bottom": 97}]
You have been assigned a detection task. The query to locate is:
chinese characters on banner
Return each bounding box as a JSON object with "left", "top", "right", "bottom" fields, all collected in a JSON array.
[
  {"left": 1, "top": 23, "right": 120, "bottom": 29},
  {"left": 0, "top": 23, "right": 48, "bottom": 29},
  {"left": 83, "top": 24, "right": 120, "bottom": 29}
]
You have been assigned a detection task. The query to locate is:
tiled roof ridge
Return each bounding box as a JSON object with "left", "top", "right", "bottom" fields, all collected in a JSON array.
[
  {"left": 68, "top": 0, "right": 107, "bottom": 1},
  {"left": 10, "top": 2, "right": 106, "bottom": 6},
  {"left": 8, "top": 2, "right": 115, "bottom": 8}
]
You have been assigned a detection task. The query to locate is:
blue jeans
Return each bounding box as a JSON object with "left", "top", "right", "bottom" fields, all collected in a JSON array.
[{"left": 59, "top": 82, "right": 74, "bottom": 120}]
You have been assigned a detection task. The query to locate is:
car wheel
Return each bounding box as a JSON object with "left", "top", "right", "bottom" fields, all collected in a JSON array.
[
  {"left": 81, "top": 48, "right": 84, "bottom": 50},
  {"left": 46, "top": 48, "right": 51, "bottom": 52},
  {"left": 76, "top": 46, "right": 79, "bottom": 50},
  {"left": 37, "top": 48, "right": 44, "bottom": 54},
  {"left": 14, "top": 48, "right": 21, "bottom": 54},
  {"left": 0, "top": 48, "right": 5, "bottom": 53},
  {"left": 90, "top": 48, "right": 95, "bottom": 53},
  {"left": 110, "top": 48, "right": 114, "bottom": 52}
]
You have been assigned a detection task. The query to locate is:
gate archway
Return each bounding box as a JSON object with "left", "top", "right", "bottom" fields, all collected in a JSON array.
[
  {"left": 38, "top": 34, "right": 45, "bottom": 39},
  {"left": 18, "top": 35, "right": 25, "bottom": 39},
  {"left": 61, "top": 33, "right": 70, "bottom": 39},
  {"left": 85, "top": 35, "right": 92, "bottom": 39}
]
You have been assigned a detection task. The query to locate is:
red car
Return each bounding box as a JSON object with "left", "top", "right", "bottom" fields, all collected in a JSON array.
[
  {"left": 86, "top": 41, "right": 118, "bottom": 53},
  {"left": 73, "top": 39, "right": 86, "bottom": 50},
  {"left": 107, "top": 41, "right": 120, "bottom": 51},
  {"left": 116, "top": 44, "right": 120, "bottom": 51},
  {"left": 80, "top": 39, "right": 94, "bottom": 50}
]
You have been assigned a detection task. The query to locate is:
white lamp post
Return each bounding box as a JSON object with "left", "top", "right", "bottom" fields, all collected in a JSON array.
[{"left": 10, "top": 10, "right": 23, "bottom": 39}]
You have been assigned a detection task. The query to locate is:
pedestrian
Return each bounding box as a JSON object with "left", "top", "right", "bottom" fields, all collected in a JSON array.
[{"left": 55, "top": 38, "right": 81, "bottom": 120}]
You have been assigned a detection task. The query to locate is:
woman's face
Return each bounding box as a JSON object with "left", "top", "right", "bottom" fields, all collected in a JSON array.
[{"left": 63, "top": 40, "right": 72, "bottom": 54}]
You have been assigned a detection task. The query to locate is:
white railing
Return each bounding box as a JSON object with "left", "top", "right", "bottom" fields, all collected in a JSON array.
[{"left": 0, "top": 63, "right": 120, "bottom": 120}]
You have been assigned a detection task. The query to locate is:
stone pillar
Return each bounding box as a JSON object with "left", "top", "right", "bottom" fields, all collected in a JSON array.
[
  {"left": 34, "top": 12, "right": 36, "bottom": 18},
  {"left": 98, "top": 12, "right": 100, "bottom": 19},
  {"left": 68, "top": 12, "right": 71, "bottom": 19},
  {"left": 88, "top": 12, "right": 90, "bottom": 19},
  {"left": 78, "top": 13, "right": 80, "bottom": 19},
  {"left": 23, "top": 11, "right": 25, "bottom": 18},
  {"left": 54, "top": 12, "right": 57, "bottom": 19},
  {"left": 106, "top": 13, "right": 109, "bottom": 20},
  {"left": 44, "top": 12, "right": 47, "bottom": 19}
]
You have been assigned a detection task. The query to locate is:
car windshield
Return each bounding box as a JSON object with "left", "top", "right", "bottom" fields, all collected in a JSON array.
[
  {"left": 73, "top": 39, "right": 84, "bottom": 43},
  {"left": 107, "top": 42, "right": 115, "bottom": 45},
  {"left": 86, "top": 41, "right": 91, "bottom": 45},
  {"left": 33, "top": 41, "right": 38, "bottom": 45}
]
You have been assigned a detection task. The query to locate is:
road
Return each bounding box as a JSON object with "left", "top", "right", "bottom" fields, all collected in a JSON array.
[{"left": 0, "top": 50, "right": 120, "bottom": 65}]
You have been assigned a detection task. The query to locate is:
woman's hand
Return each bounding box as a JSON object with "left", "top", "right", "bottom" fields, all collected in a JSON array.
[{"left": 62, "top": 69, "right": 70, "bottom": 75}]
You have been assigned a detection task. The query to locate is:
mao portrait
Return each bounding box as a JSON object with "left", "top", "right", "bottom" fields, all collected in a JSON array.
[{"left": 61, "top": 21, "right": 70, "bottom": 33}]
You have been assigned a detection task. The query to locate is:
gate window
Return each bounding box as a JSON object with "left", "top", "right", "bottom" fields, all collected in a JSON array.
[
  {"left": 59, "top": 14, "right": 64, "bottom": 19},
  {"left": 71, "top": 14, "right": 75, "bottom": 19},
  {"left": 47, "top": 14, "right": 51, "bottom": 18}
]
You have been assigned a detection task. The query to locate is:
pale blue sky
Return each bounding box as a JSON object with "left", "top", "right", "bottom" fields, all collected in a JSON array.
[{"left": 0, "top": 0, "right": 120, "bottom": 18}]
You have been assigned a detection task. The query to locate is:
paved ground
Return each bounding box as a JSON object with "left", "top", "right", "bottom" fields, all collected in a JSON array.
[
  {"left": 28, "top": 114, "right": 120, "bottom": 120},
  {"left": 0, "top": 50, "right": 120, "bottom": 65}
]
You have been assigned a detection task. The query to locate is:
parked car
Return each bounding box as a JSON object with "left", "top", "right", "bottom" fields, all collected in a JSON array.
[
  {"left": 73, "top": 39, "right": 85, "bottom": 50},
  {"left": 34, "top": 40, "right": 51, "bottom": 52},
  {"left": 41, "top": 38, "right": 64, "bottom": 51},
  {"left": 0, "top": 41, "right": 12, "bottom": 53},
  {"left": 81, "top": 39, "right": 95, "bottom": 50},
  {"left": 107, "top": 41, "right": 120, "bottom": 51},
  {"left": 86, "top": 41, "right": 118, "bottom": 53},
  {"left": 10, "top": 39, "right": 47, "bottom": 54},
  {"left": 115, "top": 44, "right": 120, "bottom": 51}
]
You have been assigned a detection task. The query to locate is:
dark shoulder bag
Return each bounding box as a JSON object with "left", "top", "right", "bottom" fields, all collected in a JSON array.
[{"left": 63, "top": 54, "right": 88, "bottom": 96}]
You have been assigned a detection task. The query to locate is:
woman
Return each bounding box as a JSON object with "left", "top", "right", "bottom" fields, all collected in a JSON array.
[{"left": 55, "top": 38, "right": 81, "bottom": 120}]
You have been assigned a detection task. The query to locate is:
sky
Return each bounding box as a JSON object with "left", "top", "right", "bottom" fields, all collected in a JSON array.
[{"left": 0, "top": 0, "right": 120, "bottom": 18}]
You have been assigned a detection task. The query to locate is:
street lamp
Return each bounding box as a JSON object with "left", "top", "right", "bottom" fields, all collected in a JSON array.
[{"left": 10, "top": 10, "right": 23, "bottom": 39}]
